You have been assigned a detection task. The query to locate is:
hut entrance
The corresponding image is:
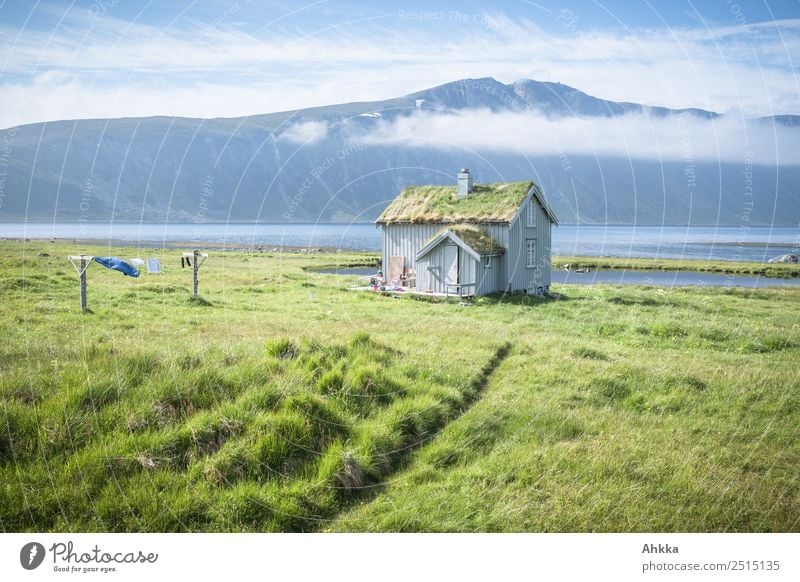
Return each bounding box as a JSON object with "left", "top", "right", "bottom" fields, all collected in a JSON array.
[{"left": 443, "top": 243, "right": 459, "bottom": 287}]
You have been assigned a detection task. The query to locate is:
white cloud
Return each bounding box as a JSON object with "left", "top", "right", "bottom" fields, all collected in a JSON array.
[
  {"left": 357, "top": 109, "right": 800, "bottom": 166},
  {"left": 0, "top": 10, "right": 797, "bottom": 128},
  {"left": 279, "top": 120, "right": 329, "bottom": 144}
]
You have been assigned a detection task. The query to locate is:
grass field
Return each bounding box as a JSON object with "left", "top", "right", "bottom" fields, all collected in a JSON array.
[{"left": 1, "top": 240, "right": 798, "bottom": 532}]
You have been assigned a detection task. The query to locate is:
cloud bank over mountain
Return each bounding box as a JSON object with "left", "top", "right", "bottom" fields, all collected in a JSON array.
[{"left": 354, "top": 109, "right": 800, "bottom": 165}]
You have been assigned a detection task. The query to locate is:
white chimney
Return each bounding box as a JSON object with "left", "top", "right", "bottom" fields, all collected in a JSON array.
[{"left": 457, "top": 168, "right": 473, "bottom": 198}]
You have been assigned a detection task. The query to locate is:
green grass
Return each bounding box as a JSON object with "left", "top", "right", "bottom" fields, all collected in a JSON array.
[
  {"left": 0, "top": 240, "right": 798, "bottom": 532},
  {"left": 376, "top": 181, "right": 532, "bottom": 223}
]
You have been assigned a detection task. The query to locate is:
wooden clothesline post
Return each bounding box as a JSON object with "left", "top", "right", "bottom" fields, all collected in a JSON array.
[
  {"left": 193, "top": 250, "right": 199, "bottom": 298},
  {"left": 182, "top": 250, "right": 208, "bottom": 299},
  {"left": 68, "top": 255, "right": 95, "bottom": 312},
  {"left": 80, "top": 257, "right": 87, "bottom": 310}
]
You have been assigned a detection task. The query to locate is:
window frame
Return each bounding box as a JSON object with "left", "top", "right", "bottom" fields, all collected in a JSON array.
[
  {"left": 526, "top": 239, "right": 536, "bottom": 268},
  {"left": 527, "top": 199, "right": 537, "bottom": 227}
]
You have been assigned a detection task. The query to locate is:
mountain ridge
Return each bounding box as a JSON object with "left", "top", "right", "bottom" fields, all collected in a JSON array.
[
  {"left": 12, "top": 75, "right": 796, "bottom": 131},
  {"left": 0, "top": 77, "right": 797, "bottom": 225}
]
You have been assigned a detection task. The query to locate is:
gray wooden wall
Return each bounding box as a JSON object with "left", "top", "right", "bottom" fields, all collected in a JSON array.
[{"left": 506, "top": 195, "right": 552, "bottom": 292}]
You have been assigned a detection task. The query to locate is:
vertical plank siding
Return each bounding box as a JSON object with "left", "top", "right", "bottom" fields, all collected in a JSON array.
[
  {"left": 458, "top": 247, "right": 477, "bottom": 295},
  {"left": 415, "top": 255, "right": 433, "bottom": 292},
  {"left": 507, "top": 210, "right": 525, "bottom": 292},
  {"left": 506, "top": 192, "right": 552, "bottom": 293},
  {"left": 476, "top": 254, "right": 504, "bottom": 296},
  {"left": 538, "top": 194, "right": 552, "bottom": 289},
  {"left": 382, "top": 223, "right": 441, "bottom": 276}
]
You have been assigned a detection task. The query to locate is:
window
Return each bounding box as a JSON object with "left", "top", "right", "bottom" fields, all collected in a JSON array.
[
  {"left": 484, "top": 256, "right": 491, "bottom": 268},
  {"left": 526, "top": 239, "right": 536, "bottom": 268},
  {"left": 527, "top": 200, "right": 537, "bottom": 227}
]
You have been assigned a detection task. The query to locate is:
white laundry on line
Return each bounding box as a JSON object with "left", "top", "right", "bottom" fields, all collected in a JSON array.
[{"left": 146, "top": 258, "right": 162, "bottom": 274}]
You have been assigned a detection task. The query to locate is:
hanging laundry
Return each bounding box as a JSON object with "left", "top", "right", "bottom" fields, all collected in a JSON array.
[
  {"left": 146, "top": 258, "right": 161, "bottom": 274},
  {"left": 129, "top": 258, "right": 145, "bottom": 267},
  {"left": 94, "top": 256, "right": 140, "bottom": 277}
]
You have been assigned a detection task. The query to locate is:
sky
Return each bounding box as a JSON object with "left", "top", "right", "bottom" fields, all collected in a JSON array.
[{"left": 0, "top": 0, "right": 798, "bottom": 129}]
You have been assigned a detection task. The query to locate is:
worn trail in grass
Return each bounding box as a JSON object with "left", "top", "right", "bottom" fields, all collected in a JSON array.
[{"left": 1, "top": 330, "right": 510, "bottom": 531}]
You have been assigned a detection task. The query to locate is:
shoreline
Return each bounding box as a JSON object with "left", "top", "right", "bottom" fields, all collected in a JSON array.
[
  {"left": 3, "top": 238, "right": 798, "bottom": 278},
  {"left": 1, "top": 221, "right": 794, "bottom": 228},
  {"left": 0, "top": 237, "right": 356, "bottom": 253},
  {"left": 552, "top": 255, "right": 799, "bottom": 279}
]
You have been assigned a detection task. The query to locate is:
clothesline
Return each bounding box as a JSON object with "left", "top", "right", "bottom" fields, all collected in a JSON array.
[{"left": 67, "top": 251, "right": 208, "bottom": 309}]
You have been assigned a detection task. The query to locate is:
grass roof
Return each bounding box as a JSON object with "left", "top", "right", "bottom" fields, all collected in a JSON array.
[
  {"left": 448, "top": 225, "right": 505, "bottom": 255},
  {"left": 420, "top": 225, "right": 504, "bottom": 257},
  {"left": 376, "top": 181, "right": 533, "bottom": 224}
]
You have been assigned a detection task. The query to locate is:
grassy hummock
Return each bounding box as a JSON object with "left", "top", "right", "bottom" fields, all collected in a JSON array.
[
  {"left": 553, "top": 255, "right": 800, "bottom": 278},
  {"left": 0, "top": 240, "right": 798, "bottom": 532}
]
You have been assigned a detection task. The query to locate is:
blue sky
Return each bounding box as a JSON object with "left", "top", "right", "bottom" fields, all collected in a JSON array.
[{"left": 0, "top": 0, "right": 798, "bottom": 127}]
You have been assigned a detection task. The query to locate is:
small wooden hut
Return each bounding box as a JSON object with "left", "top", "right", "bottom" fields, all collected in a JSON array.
[{"left": 376, "top": 169, "right": 558, "bottom": 296}]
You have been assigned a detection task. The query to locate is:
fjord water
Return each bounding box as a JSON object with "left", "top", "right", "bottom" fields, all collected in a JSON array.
[
  {"left": 1, "top": 223, "right": 797, "bottom": 263},
  {"left": 317, "top": 266, "right": 800, "bottom": 288}
]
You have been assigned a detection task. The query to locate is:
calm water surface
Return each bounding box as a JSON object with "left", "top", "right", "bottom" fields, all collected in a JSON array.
[
  {"left": 318, "top": 266, "right": 800, "bottom": 288},
  {"left": 1, "top": 223, "right": 798, "bottom": 263}
]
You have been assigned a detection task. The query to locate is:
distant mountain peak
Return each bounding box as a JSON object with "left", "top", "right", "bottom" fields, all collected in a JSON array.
[
  {"left": 0, "top": 76, "right": 796, "bottom": 226},
  {"left": 401, "top": 76, "right": 719, "bottom": 119}
]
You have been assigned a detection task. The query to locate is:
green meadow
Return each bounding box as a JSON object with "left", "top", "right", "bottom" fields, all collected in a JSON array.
[{"left": 0, "top": 240, "right": 798, "bottom": 532}]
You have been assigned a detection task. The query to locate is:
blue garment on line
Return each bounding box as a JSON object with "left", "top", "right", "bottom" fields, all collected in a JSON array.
[{"left": 94, "top": 256, "right": 140, "bottom": 277}]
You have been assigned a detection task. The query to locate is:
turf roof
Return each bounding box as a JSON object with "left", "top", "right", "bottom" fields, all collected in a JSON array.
[
  {"left": 376, "top": 181, "right": 534, "bottom": 224},
  {"left": 417, "top": 225, "right": 504, "bottom": 259},
  {"left": 447, "top": 225, "right": 505, "bottom": 255}
]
